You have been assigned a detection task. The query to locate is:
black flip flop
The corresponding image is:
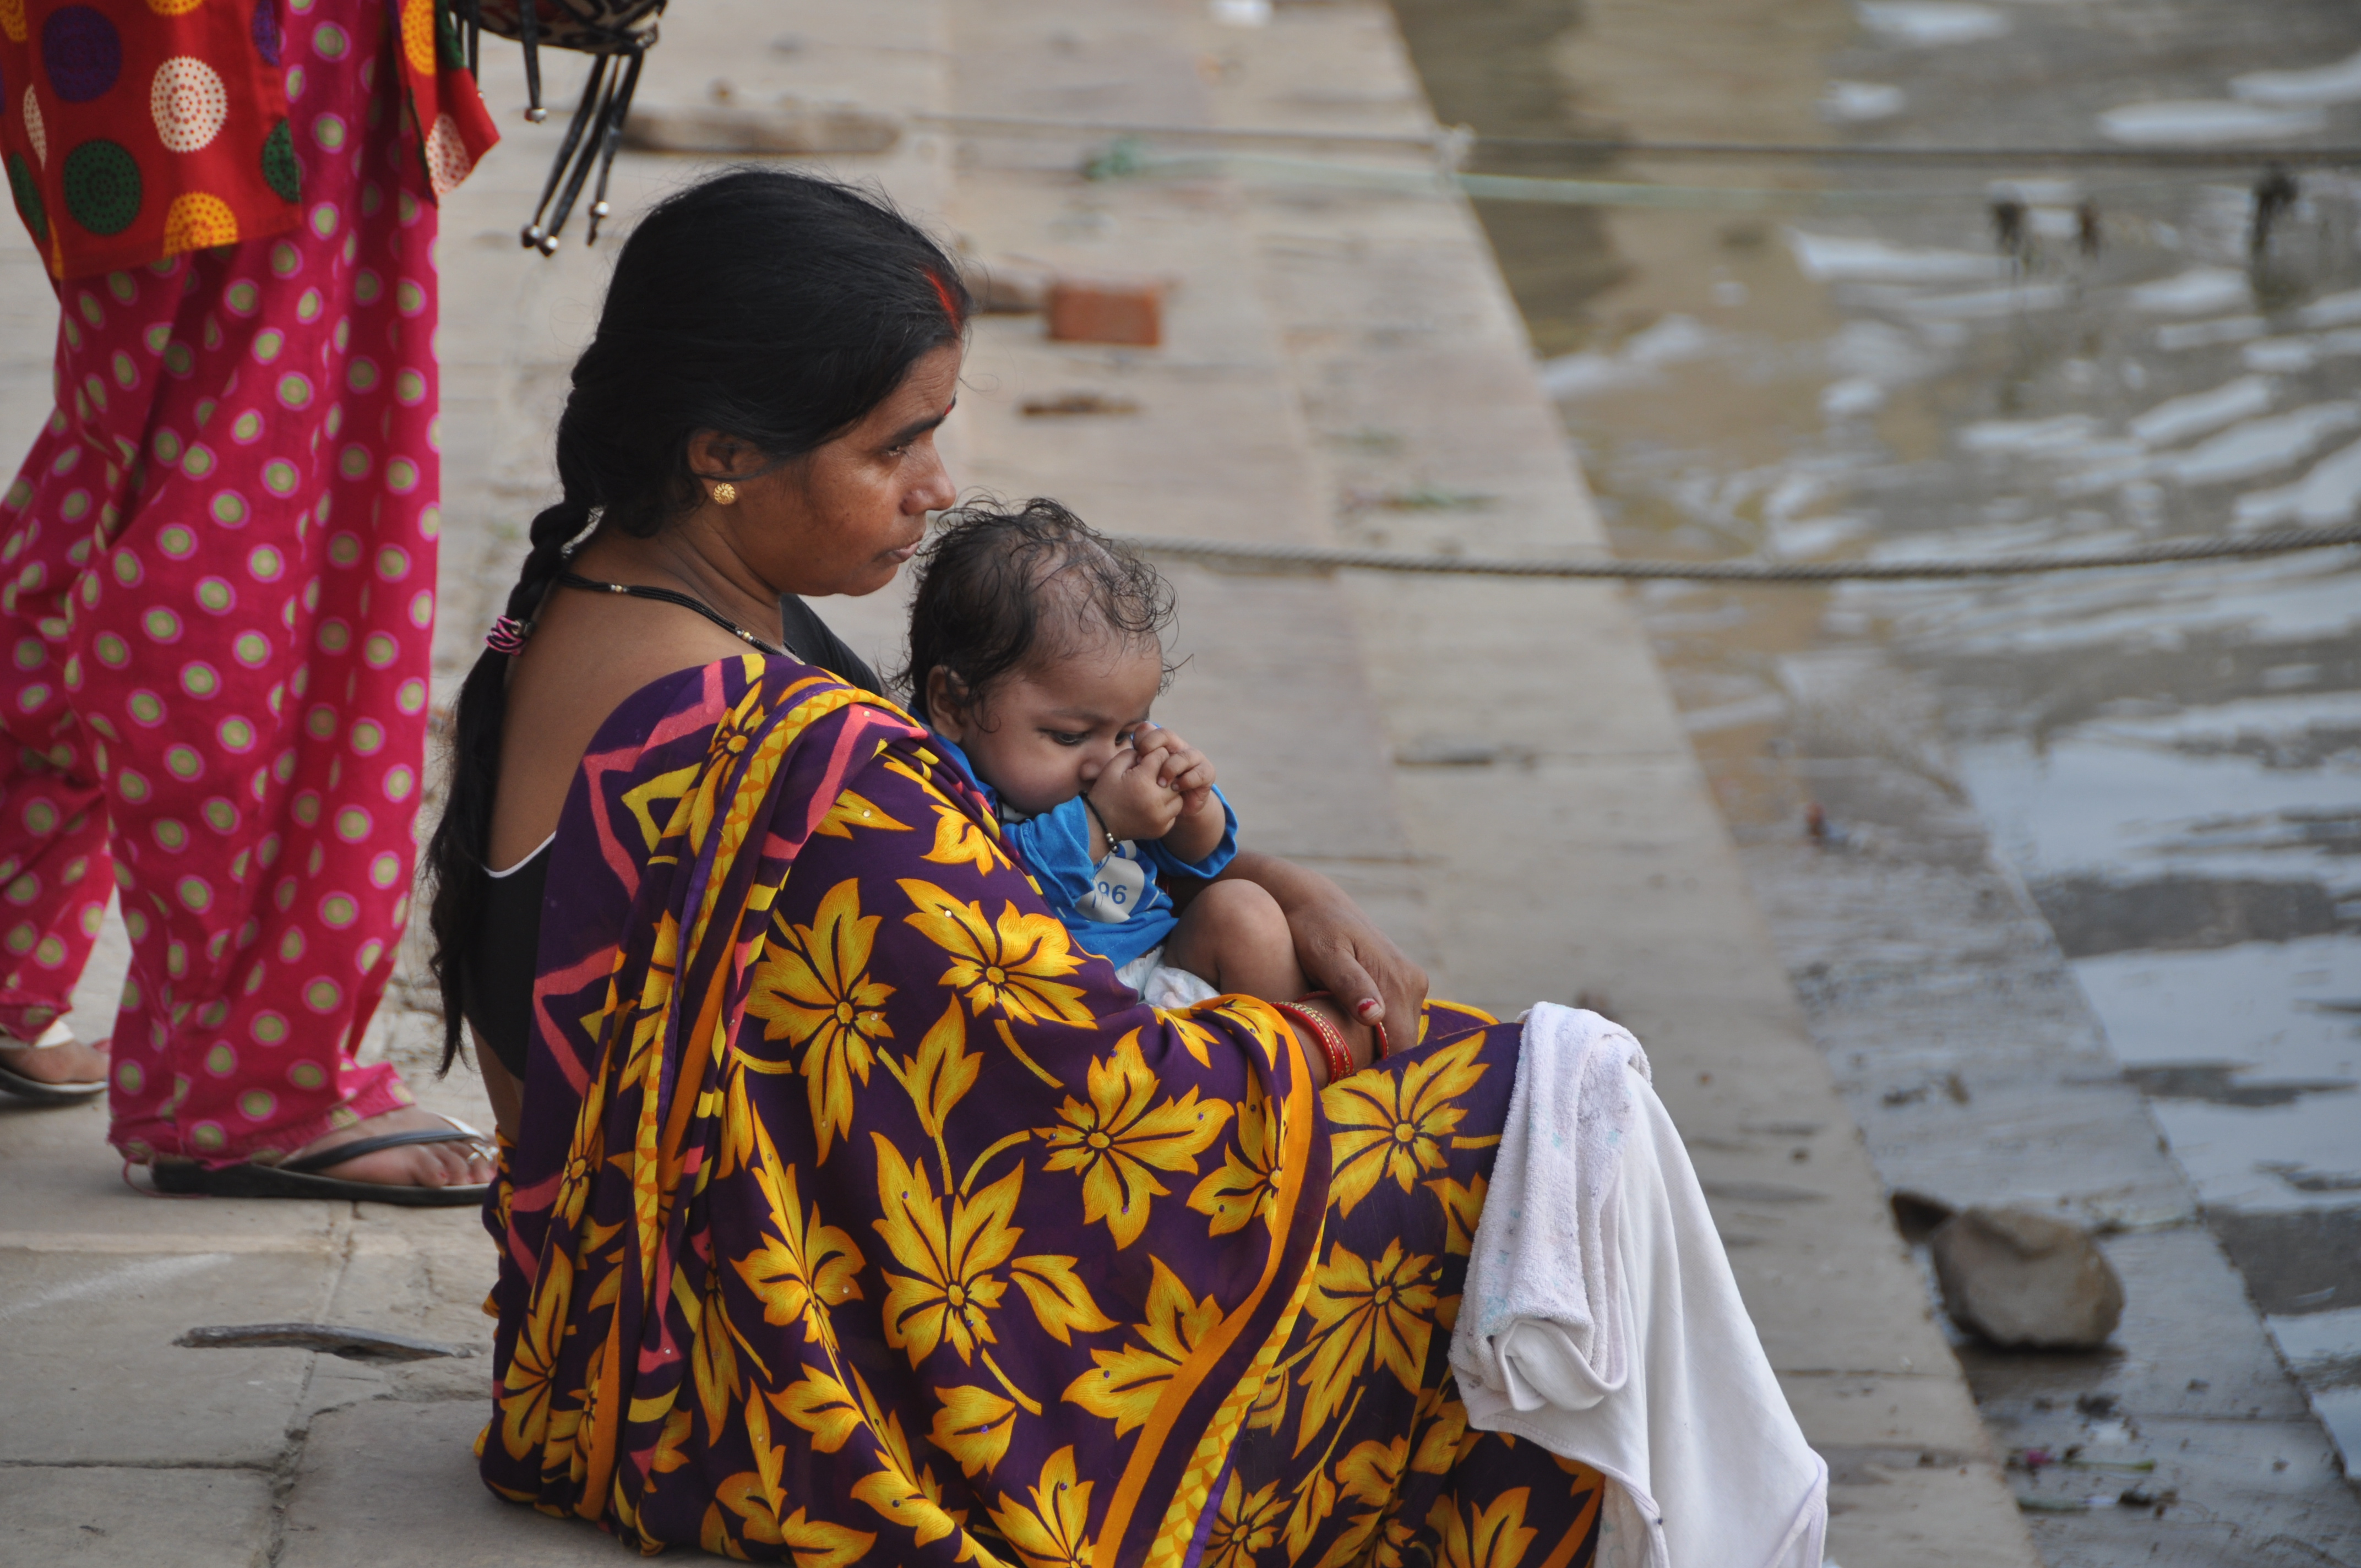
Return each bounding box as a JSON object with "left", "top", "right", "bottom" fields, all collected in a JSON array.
[
  {"left": 0, "top": 1031, "right": 107, "bottom": 1106},
  {"left": 150, "top": 1118, "right": 494, "bottom": 1207}
]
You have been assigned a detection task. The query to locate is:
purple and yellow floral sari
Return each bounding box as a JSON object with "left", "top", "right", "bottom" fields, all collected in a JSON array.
[{"left": 481, "top": 656, "right": 1605, "bottom": 1567}]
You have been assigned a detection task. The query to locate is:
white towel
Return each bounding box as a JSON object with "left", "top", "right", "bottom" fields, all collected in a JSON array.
[{"left": 1448, "top": 1004, "right": 1828, "bottom": 1568}]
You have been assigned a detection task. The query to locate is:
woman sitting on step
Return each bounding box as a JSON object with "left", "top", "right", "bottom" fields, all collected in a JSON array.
[{"left": 436, "top": 167, "right": 1621, "bottom": 1565}]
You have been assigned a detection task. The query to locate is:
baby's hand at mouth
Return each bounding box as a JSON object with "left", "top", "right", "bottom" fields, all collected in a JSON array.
[{"left": 1087, "top": 744, "right": 1186, "bottom": 842}]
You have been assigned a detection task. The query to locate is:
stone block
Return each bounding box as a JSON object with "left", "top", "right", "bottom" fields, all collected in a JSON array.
[
  {"left": 0, "top": 1464, "right": 274, "bottom": 1567},
  {"left": 280, "top": 1398, "right": 626, "bottom": 1567},
  {"left": 0, "top": 1246, "right": 335, "bottom": 1466},
  {"left": 1931, "top": 1206, "right": 2125, "bottom": 1350}
]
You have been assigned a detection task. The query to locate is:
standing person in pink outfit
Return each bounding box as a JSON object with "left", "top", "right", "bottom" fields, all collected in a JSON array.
[{"left": 0, "top": 0, "right": 502, "bottom": 1202}]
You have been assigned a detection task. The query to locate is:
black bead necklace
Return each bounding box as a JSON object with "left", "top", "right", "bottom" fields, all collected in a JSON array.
[{"left": 554, "top": 571, "right": 786, "bottom": 658}]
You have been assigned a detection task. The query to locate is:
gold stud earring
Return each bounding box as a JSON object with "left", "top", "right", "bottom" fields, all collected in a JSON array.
[{"left": 711, "top": 481, "right": 738, "bottom": 505}]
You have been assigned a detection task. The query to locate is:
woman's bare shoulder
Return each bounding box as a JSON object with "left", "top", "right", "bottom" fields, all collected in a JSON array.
[{"left": 486, "top": 590, "right": 752, "bottom": 868}]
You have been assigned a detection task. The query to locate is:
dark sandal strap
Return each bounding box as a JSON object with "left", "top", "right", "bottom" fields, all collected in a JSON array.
[{"left": 281, "top": 1127, "right": 490, "bottom": 1174}]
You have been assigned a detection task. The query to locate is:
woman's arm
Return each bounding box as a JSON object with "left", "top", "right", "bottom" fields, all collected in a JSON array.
[{"left": 1213, "top": 851, "right": 1429, "bottom": 1054}]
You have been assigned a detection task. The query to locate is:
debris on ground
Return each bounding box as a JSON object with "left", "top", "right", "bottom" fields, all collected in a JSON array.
[
  {"left": 964, "top": 255, "right": 1053, "bottom": 314},
  {"left": 1929, "top": 1205, "right": 2126, "bottom": 1348},
  {"left": 175, "top": 1323, "right": 471, "bottom": 1363},
  {"left": 1020, "top": 391, "right": 1141, "bottom": 417},
  {"left": 622, "top": 99, "right": 903, "bottom": 156},
  {"left": 1340, "top": 484, "right": 1498, "bottom": 511}
]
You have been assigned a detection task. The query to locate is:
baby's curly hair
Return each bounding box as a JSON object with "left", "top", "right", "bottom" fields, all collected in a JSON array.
[{"left": 900, "top": 498, "right": 1175, "bottom": 726}]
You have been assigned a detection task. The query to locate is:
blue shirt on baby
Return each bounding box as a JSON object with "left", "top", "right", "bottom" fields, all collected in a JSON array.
[{"left": 927, "top": 732, "right": 1238, "bottom": 970}]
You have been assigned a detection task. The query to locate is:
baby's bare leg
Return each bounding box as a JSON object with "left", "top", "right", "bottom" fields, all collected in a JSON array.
[{"left": 1160, "top": 879, "right": 1308, "bottom": 1001}]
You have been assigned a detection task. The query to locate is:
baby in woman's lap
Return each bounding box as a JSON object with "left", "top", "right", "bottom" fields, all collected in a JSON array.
[{"left": 903, "top": 499, "right": 1305, "bottom": 1008}]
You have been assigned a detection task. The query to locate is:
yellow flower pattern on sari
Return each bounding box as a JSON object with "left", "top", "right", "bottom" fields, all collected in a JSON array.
[
  {"left": 988, "top": 1445, "right": 1096, "bottom": 1568},
  {"left": 1207, "top": 1471, "right": 1288, "bottom": 1568},
  {"left": 732, "top": 1139, "right": 864, "bottom": 1341},
  {"left": 1428, "top": 1488, "right": 1539, "bottom": 1568},
  {"left": 873, "top": 1135, "right": 1022, "bottom": 1368},
  {"left": 814, "top": 788, "right": 911, "bottom": 839},
  {"left": 1037, "top": 1030, "right": 1232, "bottom": 1248},
  {"left": 900, "top": 878, "right": 1094, "bottom": 1027},
  {"left": 1325, "top": 1034, "right": 1486, "bottom": 1218},
  {"left": 746, "top": 877, "right": 895, "bottom": 1161},
  {"left": 1063, "top": 1256, "right": 1225, "bottom": 1435},
  {"left": 924, "top": 799, "right": 1013, "bottom": 874},
  {"left": 1296, "top": 1239, "right": 1441, "bottom": 1452},
  {"left": 1189, "top": 1080, "right": 1278, "bottom": 1237}
]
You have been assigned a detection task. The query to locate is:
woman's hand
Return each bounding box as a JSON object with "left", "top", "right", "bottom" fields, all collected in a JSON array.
[
  {"left": 1218, "top": 851, "right": 1428, "bottom": 1053},
  {"left": 1280, "top": 991, "right": 1377, "bottom": 1087}
]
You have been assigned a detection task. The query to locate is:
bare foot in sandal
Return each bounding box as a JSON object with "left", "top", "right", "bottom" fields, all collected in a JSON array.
[
  {"left": 287, "top": 1106, "right": 497, "bottom": 1190},
  {"left": 0, "top": 1028, "right": 110, "bottom": 1103}
]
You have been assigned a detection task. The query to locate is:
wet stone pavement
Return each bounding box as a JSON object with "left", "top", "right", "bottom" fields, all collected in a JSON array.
[{"left": 1385, "top": 0, "right": 2361, "bottom": 1560}]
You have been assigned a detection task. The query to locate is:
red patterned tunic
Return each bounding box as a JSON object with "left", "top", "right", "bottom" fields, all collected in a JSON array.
[{"left": 0, "top": 0, "right": 494, "bottom": 279}]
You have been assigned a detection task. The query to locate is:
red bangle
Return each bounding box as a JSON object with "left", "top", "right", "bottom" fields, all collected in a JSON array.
[
  {"left": 1298, "top": 990, "right": 1388, "bottom": 1061},
  {"left": 1275, "top": 1002, "right": 1352, "bottom": 1085}
]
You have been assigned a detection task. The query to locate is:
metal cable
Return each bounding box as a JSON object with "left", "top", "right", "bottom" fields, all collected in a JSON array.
[
  {"left": 1112, "top": 521, "right": 2361, "bottom": 583},
  {"left": 1091, "top": 150, "right": 2298, "bottom": 215},
  {"left": 915, "top": 110, "right": 2361, "bottom": 170},
  {"left": 1475, "top": 135, "right": 2361, "bottom": 169}
]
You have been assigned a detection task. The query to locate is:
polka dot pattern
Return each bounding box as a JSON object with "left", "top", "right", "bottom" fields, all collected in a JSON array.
[
  {"left": 250, "top": 0, "right": 282, "bottom": 66},
  {"left": 423, "top": 111, "right": 470, "bottom": 198},
  {"left": 399, "top": 0, "right": 435, "bottom": 74},
  {"left": 40, "top": 7, "right": 119, "bottom": 104},
  {"left": 149, "top": 56, "right": 227, "bottom": 154},
  {"left": 259, "top": 118, "right": 297, "bottom": 202},
  {"left": 4, "top": 149, "right": 42, "bottom": 243},
  {"left": 21, "top": 84, "right": 43, "bottom": 167},
  {"left": 161, "top": 190, "right": 236, "bottom": 254},
  {"left": 60, "top": 137, "right": 138, "bottom": 235},
  {"left": 0, "top": 7, "right": 440, "bottom": 1164}
]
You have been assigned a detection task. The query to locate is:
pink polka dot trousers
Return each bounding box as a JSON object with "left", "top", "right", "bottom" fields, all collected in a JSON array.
[{"left": 0, "top": 2, "right": 439, "bottom": 1165}]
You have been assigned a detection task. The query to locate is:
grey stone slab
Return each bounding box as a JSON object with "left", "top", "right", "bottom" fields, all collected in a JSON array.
[
  {"left": 279, "top": 1400, "right": 628, "bottom": 1568},
  {"left": 1823, "top": 1465, "right": 2055, "bottom": 1568},
  {"left": 302, "top": 1209, "right": 501, "bottom": 1417},
  {"left": 2006, "top": 1414, "right": 2361, "bottom": 1566},
  {"left": 0, "top": 1464, "right": 275, "bottom": 1568},
  {"left": 0, "top": 1093, "right": 343, "bottom": 1253},
  {"left": 0, "top": 1248, "right": 334, "bottom": 1466}
]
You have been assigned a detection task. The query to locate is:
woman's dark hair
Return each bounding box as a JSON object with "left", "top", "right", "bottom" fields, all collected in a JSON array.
[
  {"left": 425, "top": 167, "right": 970, "bottom": 1072},
  {"left": 900, "top": 498, "right": 1175, "bottom": 728}
]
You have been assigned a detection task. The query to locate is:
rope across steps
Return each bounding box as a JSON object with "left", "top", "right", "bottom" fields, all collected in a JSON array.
[{"left": 1108, "top": 520, "right": 2361, "bottom": 583}]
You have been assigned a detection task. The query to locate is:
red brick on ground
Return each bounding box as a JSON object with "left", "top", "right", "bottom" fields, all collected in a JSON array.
[{"left": 1046, "top": 277, "right": 1164, "bottom": 345}]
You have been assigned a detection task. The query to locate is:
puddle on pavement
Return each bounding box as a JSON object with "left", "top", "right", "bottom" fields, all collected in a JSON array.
[{"left": 1386, "top": 0, "right": 2361, "bottom": 1512}]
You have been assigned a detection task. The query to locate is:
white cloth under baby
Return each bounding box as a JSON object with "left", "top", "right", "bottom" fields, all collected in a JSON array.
[
  {"left": 1448, "top": 1003, "right": 1827, "bottom": 1568},
  {"left": 1114, "top": 948, "right": 1220, "bottom": 1010}
]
